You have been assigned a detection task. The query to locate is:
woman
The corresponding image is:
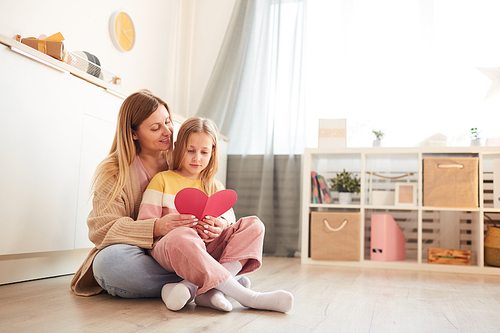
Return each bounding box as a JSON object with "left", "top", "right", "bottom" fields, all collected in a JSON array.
[
  {"left": 70, "top": 91, "right": 197, "bottom": 298},
  {"left": 137, "top": 117, "right": 294, "bottom": 313}
]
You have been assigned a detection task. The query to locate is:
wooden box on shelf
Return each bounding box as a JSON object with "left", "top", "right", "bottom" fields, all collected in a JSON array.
[{"left": 428, "top": 248, "right": 471, "bottom": 266}]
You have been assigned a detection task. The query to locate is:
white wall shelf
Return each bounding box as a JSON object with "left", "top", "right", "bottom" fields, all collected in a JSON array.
[{"left": 301, "top": 147, "right": 500, "bottom": 275}]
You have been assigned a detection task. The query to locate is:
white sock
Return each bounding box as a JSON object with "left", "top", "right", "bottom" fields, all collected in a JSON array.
[
  {"left": 194, "top": 275, "right": 250, "bottom": 312},
  {"left": 222, "top": 261, "right": 251, "bottom": 288},
  {"left": 215, "top": 276, "right": 294, "bottom": 313},
  {"left": 195, "top": 289, "right": 233, "bottom": 312},
  {"left": 237, "top": 275, "right": 251, "bottom": 289},
  {"left": 161, "top": 280, "right": 197, "bottom": 311}
]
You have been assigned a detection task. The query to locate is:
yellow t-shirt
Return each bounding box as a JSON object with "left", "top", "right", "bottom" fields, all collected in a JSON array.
[{"left": 137, "top": 171, "right": 235, "bottom": 224}]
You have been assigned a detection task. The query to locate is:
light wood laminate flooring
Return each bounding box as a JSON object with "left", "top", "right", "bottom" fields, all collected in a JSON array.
[{"left": 1, "top": 257, "right": 500, "bottom": 332}]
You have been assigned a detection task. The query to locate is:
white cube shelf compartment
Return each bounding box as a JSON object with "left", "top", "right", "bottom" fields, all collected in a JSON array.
[{"left": 301, "top": 147, "right": 500, "bottom": 275}]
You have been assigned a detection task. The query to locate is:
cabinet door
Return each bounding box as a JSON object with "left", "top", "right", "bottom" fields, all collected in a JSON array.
[
  {"left": 74, "top": 115, "right": 117, "bottom": 249},
  {"left": 0, "top": 45, "right": 81, "bottom": 255}
]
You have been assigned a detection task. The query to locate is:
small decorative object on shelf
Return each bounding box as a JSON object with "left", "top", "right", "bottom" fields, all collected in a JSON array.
[
  {"left": 18, "top": 32, "right": 66, "bottom": 61},
  {"left": 330, "top": 169, "right": 360, "bottom": 205},
  {"left": 372, "top": 129, "right": 384, "bottom": 147},
  {"left": 470, "top": 127, "right": 482, "bottom": 146},
  {"left": 66, "top": 51, "right": 119, "bottom": 84}
]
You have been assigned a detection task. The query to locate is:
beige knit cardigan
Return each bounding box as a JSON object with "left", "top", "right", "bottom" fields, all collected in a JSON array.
[{"left": 70, "top": 162, "right": 156, "bottom": 296}]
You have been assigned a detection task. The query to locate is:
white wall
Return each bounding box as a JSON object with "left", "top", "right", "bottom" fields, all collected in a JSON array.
[{"left": 0, "top": 0, "right": 236, "bottom": 118}]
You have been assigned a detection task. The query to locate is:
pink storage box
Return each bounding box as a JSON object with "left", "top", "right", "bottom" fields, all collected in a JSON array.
[{"left": 370, "top": 214, "right": 405, "bottom": 261}]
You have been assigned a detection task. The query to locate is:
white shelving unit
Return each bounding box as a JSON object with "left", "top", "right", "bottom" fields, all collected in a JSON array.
[{"left": 301, "top": 146, "right": 500, "bottom": 275}]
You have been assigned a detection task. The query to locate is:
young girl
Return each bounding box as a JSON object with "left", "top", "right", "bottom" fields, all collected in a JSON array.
[{"left": 137, "top": 117, "right": 294, "bottom": 313}]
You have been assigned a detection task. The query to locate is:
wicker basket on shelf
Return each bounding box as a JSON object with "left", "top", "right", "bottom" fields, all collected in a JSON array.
[{"left": 485, "top": 225, "right": 500, "bottom": 267}]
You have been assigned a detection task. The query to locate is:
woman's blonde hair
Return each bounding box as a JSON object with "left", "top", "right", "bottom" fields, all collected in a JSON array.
[
  {"left": 172, "top": 117, "right": 219, "bottom": 195},
  {"left": 92, "top": 90, "right": 173, "bottom": 207}
]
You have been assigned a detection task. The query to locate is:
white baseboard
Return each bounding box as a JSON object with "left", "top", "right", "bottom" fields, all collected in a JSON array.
[{"left": 0, "top": 248, "right": 91, "bottom": 285}]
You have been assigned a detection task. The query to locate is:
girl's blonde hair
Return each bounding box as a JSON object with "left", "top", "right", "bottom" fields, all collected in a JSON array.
[
  {"left": 92, "top": 90, "right": 173, "bottom": 207},
  {"left": 172, "top": 117, "right": 219, "bottom": 195}
]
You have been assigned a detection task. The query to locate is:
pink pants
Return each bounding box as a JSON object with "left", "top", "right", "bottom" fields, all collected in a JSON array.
[{"left": 150, "top": 216, "right": 265, "bottom": 295}]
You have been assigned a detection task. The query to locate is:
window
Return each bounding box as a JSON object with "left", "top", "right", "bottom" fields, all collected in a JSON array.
[{"left": 304, "top": 0, "right": 500, "bottom": 148}]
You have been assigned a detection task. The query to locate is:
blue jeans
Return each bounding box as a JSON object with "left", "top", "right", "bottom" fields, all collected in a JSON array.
[{"left": 92, "top": 244, "right": 182, "bottom": 298}]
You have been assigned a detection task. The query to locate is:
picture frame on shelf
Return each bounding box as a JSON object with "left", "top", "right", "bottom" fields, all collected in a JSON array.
[
  {"left": 394, "top": 182, "right": 417, "bottom": 206},
  {"left": 318, "top": 119, "right": 346, "bottom": 148}
]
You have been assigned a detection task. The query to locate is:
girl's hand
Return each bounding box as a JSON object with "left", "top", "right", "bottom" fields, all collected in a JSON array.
[
  {"left": 154, "top": 214, "right": 198, "bottom": 238},
  {"left": 196, "top": 216, "right": 226, "bottom": 243}
]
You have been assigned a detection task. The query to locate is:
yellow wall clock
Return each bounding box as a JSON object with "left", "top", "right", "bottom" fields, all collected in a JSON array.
[{"left": 109, "top": 12, "right": 135, "bottom": 52}]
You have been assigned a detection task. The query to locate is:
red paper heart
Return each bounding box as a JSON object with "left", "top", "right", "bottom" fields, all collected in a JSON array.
[{"left": 174, "top": 187, "right": 237, "bottom": 220}]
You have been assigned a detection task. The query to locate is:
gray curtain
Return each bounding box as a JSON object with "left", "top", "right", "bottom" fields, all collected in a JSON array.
[{"left": 196, "top": 0, "right": 306, "bottom": 257}]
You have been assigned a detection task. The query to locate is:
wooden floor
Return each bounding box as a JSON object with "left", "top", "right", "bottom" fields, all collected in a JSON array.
[{"left": 1, "top": 257, "right": 500, "bottom": 333}]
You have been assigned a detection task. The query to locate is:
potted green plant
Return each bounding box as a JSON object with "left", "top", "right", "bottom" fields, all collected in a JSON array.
[
  {"left": 330, "top": 169, "right": 361, "bottom": 205},
  {"left": 470, "top": 127, "right": 482, "bottom": 146},
  {"left": 372, "top": 130, "right": 384, "bottom": 147}
]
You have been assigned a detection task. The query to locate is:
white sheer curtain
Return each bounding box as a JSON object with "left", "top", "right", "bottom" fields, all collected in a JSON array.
[
  {"left": 197, "top": 0, "right": 306, "bottom": 256},
  {"left": 197, "top": 0, "right": 500, "bottom": 256}
]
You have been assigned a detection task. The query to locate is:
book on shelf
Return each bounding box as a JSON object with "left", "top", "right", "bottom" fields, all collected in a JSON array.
[
  {"left": 315, "top": 174, "right": 332, "bottom": 204},
  {"left": 311, "top": 171, "right": 333, "bottom": 204},
  {"left": 311, "top": 171, "right": 321, "bottom": 203}
]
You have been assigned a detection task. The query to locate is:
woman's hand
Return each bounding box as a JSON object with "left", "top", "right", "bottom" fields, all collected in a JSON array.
[
  {"left": 196, "top": 216, "right": 226, "bottom": 243},
  {"left": 153, "top": 214, "right": 198, "bottom": 238}
]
